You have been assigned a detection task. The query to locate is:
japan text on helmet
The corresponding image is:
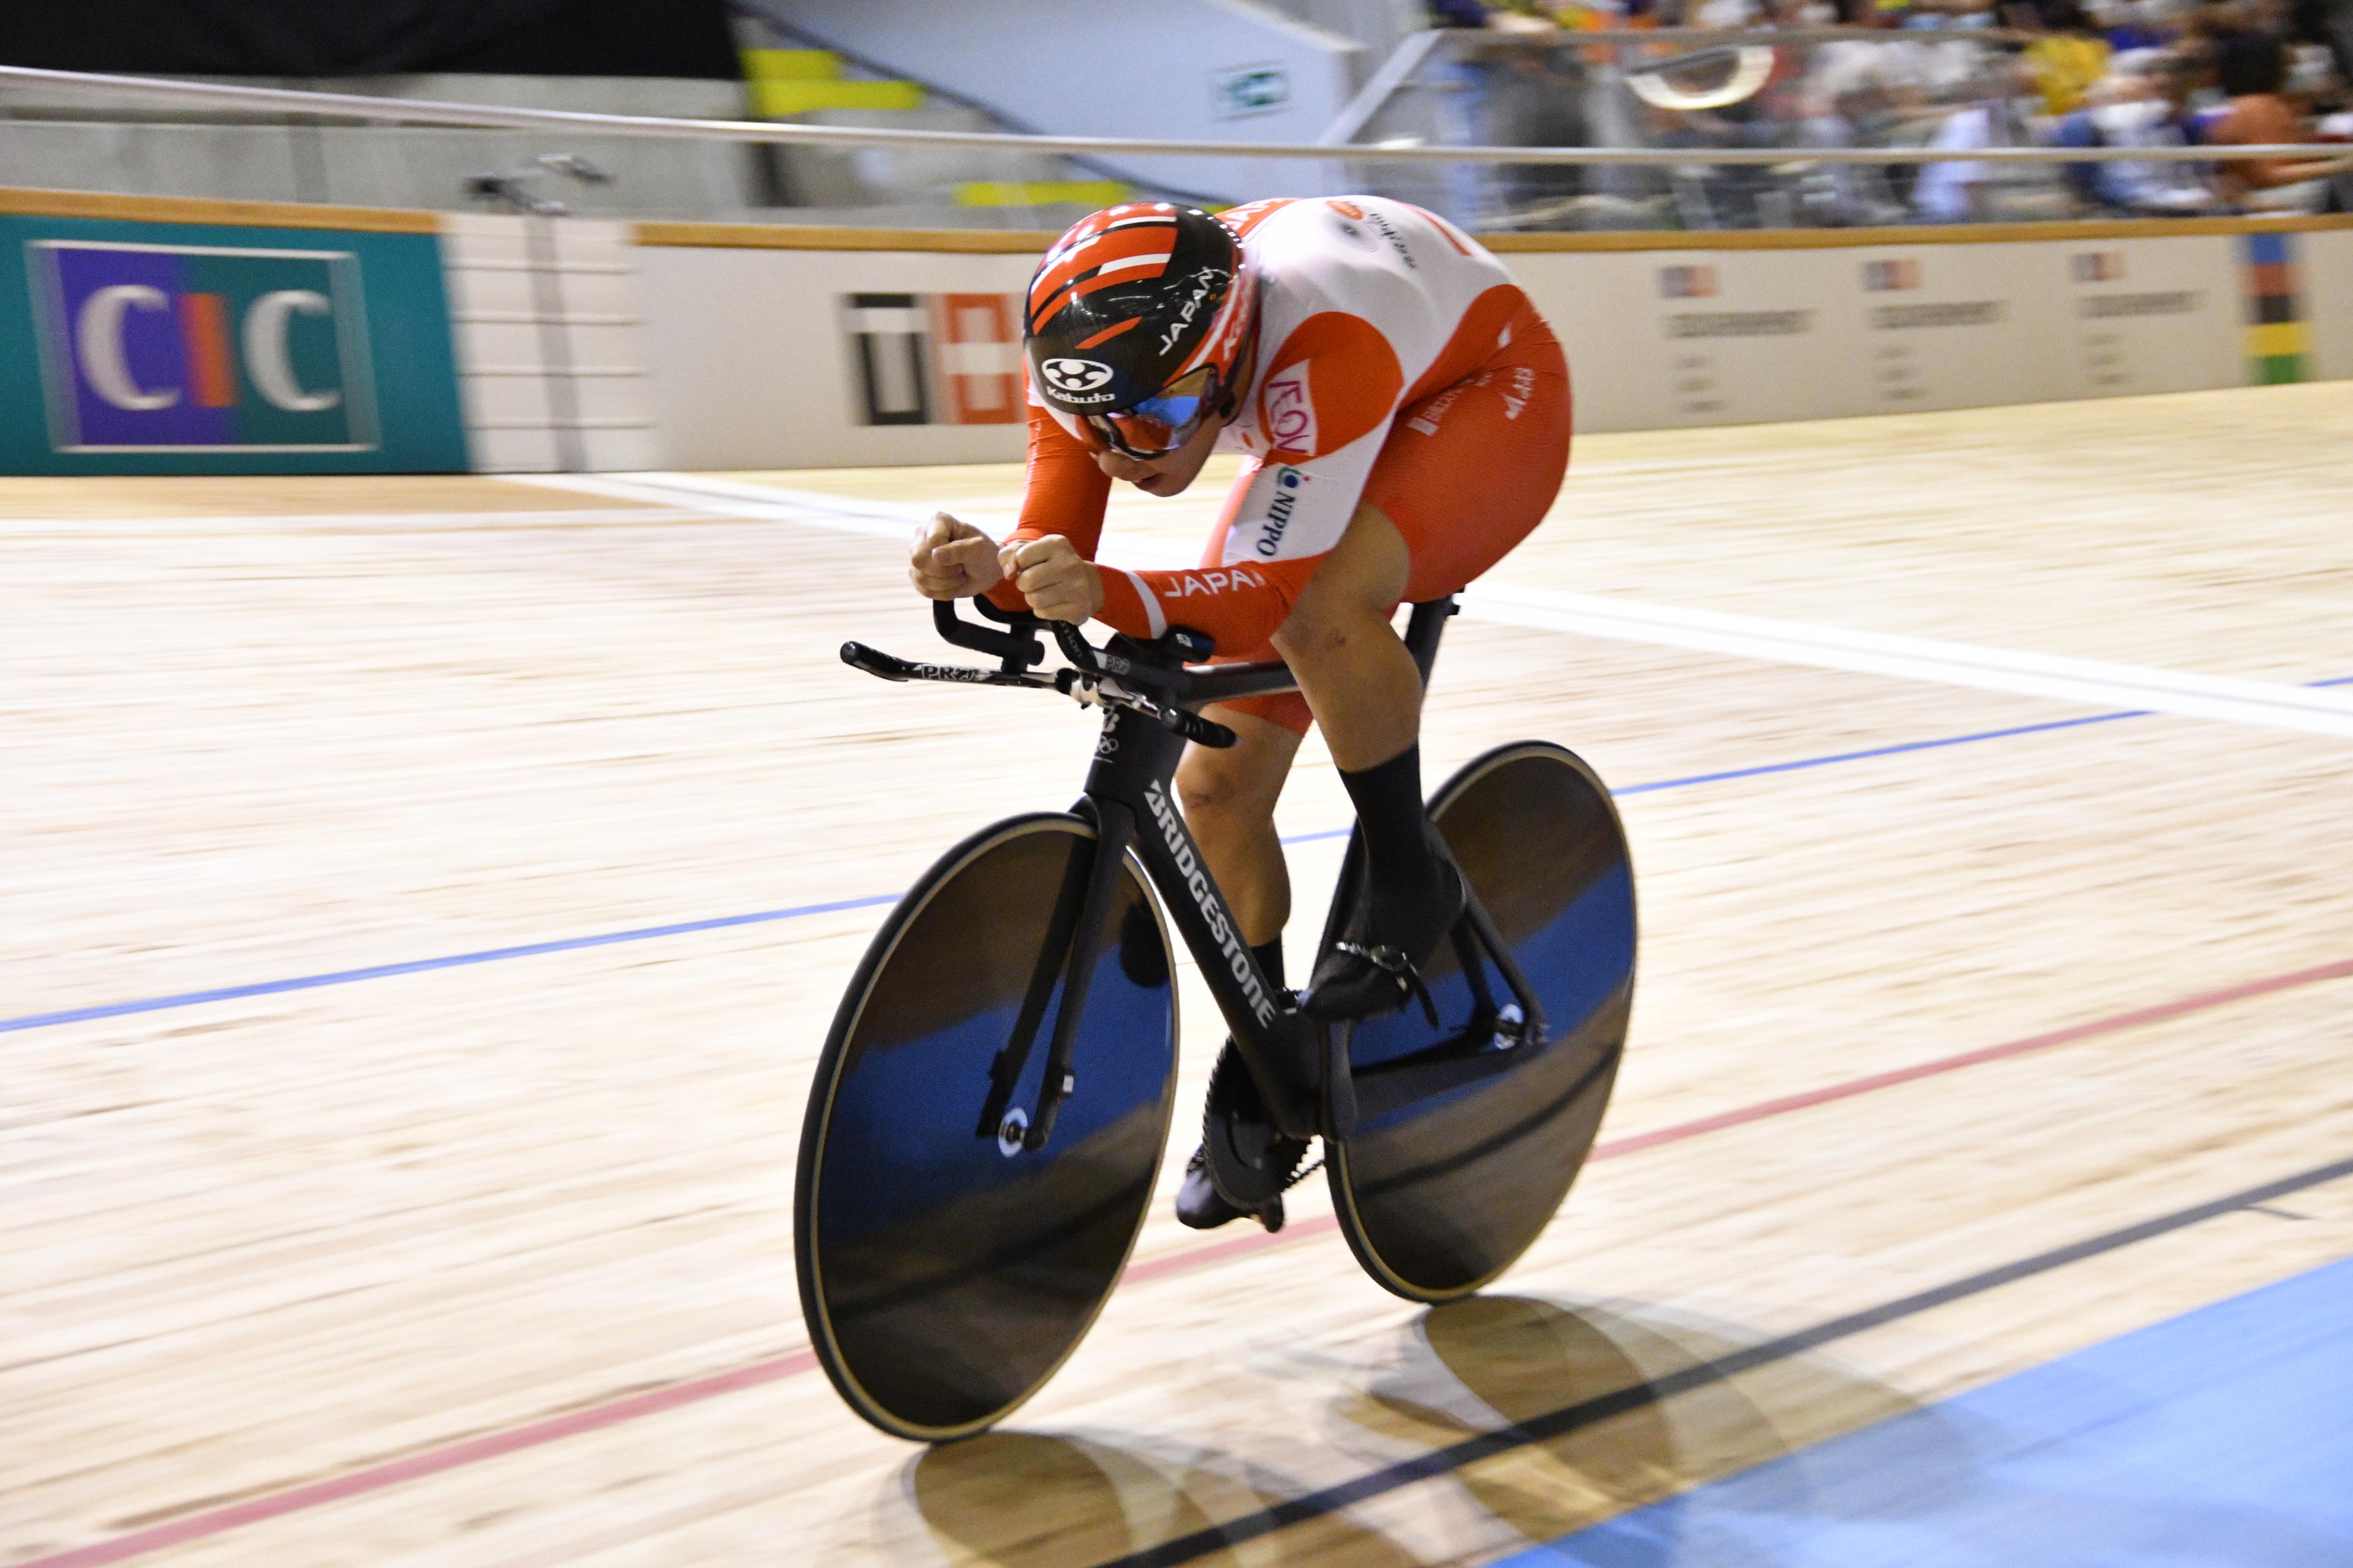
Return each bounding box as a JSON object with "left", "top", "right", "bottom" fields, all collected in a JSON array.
[{"left": 1023, "top": 204, "right": 1258, "bottom": 459}]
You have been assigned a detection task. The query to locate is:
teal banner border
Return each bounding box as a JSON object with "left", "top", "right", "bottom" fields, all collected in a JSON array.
[{"left": 0, "top": 215, "right": 468, "bottom": 475}]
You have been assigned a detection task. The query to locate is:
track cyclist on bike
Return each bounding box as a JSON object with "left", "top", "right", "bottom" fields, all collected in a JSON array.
[{"left": 908, "top": 198, "right": 1571, "bottom": 1228}]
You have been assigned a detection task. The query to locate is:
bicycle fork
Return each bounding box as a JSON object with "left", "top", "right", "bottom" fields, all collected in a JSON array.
[
  {"left": 974, "top": 795, "right": 1136, "bottom": 1155},
  {"left": 975, "top": 704, "right": 1331, "bottom": 1151}
]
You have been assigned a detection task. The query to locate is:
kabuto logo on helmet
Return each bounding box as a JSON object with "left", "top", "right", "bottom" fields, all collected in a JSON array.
[{"left": 1040, "top": 357, "right": 1116, "bottom": 393}]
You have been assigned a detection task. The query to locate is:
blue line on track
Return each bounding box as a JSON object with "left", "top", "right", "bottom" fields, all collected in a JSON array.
[
  {"left": 8, "top": 678, "right": 2348, "bottom": 1039},
  {"left": 1503, "top": 1253, "right": 2353, "bottom": 1567},
  {"left": 0, "top": 895, "right": 900, "bottom": 1036}
]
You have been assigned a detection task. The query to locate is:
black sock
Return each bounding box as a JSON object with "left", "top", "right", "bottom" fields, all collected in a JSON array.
[
  {"left": 1251, "top": 937, "right": 1285, "bottom": 993},
  {"left": 1338, "top": 744, "right": 1444, "bottom": 938}
]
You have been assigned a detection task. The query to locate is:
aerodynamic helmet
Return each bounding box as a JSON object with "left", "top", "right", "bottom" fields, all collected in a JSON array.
[{"left": 1022, "top": 204, "right": 1258, "bottom": 459}]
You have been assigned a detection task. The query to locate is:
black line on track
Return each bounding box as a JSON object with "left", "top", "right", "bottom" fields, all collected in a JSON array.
[{"left": 1086, "top": 1152, "right": 2353, "bottom": 1568}]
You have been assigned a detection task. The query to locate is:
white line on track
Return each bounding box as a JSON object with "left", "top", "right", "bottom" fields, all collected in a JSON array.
[
  {"left": 528, "top": 471, "right": 2353, "bottom": 740},
  {"left": 0, "top": 507, "right": 691, "bottom": 534},
  {"left": 508, "top": 471, "right": 1028, "bottom": 542},
  {"left": 1459, "top": 582, "right": 2353, "bottom": 739}
]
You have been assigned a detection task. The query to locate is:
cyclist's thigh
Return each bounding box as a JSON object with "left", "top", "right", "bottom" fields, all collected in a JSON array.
[{"left": 1364, "top": 328, "right": 1571, "bottom": 605}]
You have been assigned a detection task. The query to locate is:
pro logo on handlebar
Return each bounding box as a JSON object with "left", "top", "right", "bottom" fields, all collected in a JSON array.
[{"left": 1144, "top": 779, "right": 1278, "bottom": 1025}]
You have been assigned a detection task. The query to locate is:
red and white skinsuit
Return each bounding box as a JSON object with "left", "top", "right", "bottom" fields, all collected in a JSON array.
[{"left": 996, "top": 196, "right": 1571, "bottom": 733}]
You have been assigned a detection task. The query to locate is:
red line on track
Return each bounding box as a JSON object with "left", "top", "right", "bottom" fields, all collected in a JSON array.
[
  {"left": 24, "top": 1355, "right": 818, "bottom": 1568},
  {"left": 27, "top": 955, "right": 2353, "bottom": 1568}
]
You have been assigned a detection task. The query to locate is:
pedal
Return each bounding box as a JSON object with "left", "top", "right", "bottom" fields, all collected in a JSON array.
[{"left": 1200, "top": 1042, "right": 1309, "bottom": 1213}]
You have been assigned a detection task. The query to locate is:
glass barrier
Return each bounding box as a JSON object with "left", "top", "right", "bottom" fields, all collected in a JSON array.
[
  {"left": 1331, "top": 26, "right": 2291, "bottom": 230},
  {"left": 2, "top": 43, "right": 2342, "bottom": 231}
]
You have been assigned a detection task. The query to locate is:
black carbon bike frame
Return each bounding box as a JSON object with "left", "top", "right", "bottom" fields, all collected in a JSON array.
[{"left": 841, "top": 596, "right": 1545, "bottom": 1148}]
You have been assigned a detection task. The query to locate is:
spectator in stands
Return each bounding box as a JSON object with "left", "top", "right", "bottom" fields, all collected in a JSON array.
[
  {"left": 2294, "top": 0, "right": 2353, "bottom": 82},
  {"left": 1428, "top": 0, "right": 1567, "bottom": 29},
  {"left": 2026, "top": 0, "right": 2117, "bottom": 109},
  {"left": 2090, "top": 0, "right": 2189, "bottom": 50},
  {"left": 2205, "top": 29, "right": 2353, "bottom": 205},
  {"left": 1796, "top": 50, "right": 1918, "bottom": 219},
  {"left": 1912, "top": 58, "right": 2042, "bottom": 218},
  {"left": 2056, "top": 47, "right": 2228, "bottom": 209}
]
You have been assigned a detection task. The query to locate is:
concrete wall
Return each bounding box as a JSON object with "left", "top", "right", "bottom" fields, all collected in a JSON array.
[{"left": 772, "top": 0, "right": 1363, "bottom": 203}]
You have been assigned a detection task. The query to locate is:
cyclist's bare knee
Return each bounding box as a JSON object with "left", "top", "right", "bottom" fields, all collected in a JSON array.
[{"left": 1176, "top": 709, "right": 1299, "bottom": 826}]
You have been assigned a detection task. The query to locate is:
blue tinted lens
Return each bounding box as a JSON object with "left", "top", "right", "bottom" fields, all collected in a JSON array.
[{"left": 1125, "top": 388, "right": 1209, "bottom": 429}]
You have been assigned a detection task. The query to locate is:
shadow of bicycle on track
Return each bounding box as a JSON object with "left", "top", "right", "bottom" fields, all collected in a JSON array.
[{"left": 895, "top": 1294, "right": 1928, "bottom": 1568}]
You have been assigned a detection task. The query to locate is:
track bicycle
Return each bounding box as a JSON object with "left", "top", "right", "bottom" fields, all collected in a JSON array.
[{"left": 794, "top": 595, "right": 1636, "bottom": 1441}]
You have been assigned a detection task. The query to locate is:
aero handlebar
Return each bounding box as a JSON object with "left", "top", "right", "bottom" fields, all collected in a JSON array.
[{"left": 840, "top": 597, "right": 1298, "bottom": 749}]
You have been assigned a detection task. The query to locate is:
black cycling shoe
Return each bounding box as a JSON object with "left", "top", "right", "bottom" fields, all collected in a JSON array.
[
  {"left": 1176, "top": 1145, "right": 1284, "bottom": 1232},
  {"left": 1300, "top": 855, "right": 1464, "bottom": 1024}
]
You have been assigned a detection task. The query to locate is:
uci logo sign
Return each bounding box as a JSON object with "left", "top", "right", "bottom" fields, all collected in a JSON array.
[
  {"left": 1040, "top": 357, "right": 1115, "bottom": 394},
  {"left": 30, "top": 241, "right": 380, "bottom": 453}
]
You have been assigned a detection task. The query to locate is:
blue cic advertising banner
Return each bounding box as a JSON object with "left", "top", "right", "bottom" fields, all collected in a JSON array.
[{"left": 0, "top": 215, "right": 468, "bottom": 474}]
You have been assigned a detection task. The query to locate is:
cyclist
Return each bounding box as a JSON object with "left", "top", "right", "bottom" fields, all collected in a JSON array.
[{"left": 908, "top": 199, "right": 1571, "bottom": 1227}]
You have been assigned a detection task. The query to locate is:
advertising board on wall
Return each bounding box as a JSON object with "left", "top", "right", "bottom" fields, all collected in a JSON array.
[
  {"left": 0, "top": 215, "right": 468, "bottom": 475},
  {"left": 841, "top": 290, "right": 1024, "bottom": 429},
  {"left": 635, "top": 219, "right": 2351, "bottom": 470},
  {"left": 637, "top": 244, "right": 1037, "bottom": 470},
  {"left": 1509, "top": 232, "right": 2256, "bottom": 431}
]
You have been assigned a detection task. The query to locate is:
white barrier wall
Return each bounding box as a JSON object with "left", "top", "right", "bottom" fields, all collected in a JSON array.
[
  {"left": 627, "top": 217, "right": 2353, "bottom": 472},
  {"left": 444, "top": 215, "right": 659, "bottom": 472}
]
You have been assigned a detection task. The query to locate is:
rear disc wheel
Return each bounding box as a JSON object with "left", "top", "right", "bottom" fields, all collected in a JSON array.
[{"left": 1324, "top": 743, "right": 1635, "bottom": 1302}]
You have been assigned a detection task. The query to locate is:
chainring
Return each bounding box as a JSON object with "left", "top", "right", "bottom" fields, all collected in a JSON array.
[{"left": 1200, "top": 1039, "right": 1312, "bottom": 1211}]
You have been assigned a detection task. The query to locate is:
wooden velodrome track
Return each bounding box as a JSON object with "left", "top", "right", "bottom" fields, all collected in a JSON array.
[{"left": 7, "top": 383, "right": 2352, "bottom": 1567}]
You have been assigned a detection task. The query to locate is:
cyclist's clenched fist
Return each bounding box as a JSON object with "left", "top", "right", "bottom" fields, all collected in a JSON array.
[
  {"left": 907, "top": 512, "right": 1004, "bottom": 600},
  {"left": 999, "top": 535, "right": 1104, "bottom": 625}
]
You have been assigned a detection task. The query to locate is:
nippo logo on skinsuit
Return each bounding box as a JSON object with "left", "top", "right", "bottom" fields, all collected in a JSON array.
[
  {"left": 1327, "top": 200, "right": 1366, "bottom": 220},
  {"left": 1254, "top": 466, "right": 1305, "bottom": 557},
  {"left": 1040, "top": 357, "right": 1115, "bottom": 393},
  {"left": 29, "top": 241, "right": 378, "bottom": 453}
]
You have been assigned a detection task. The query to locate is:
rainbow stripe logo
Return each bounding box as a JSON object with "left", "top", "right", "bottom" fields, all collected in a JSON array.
[
  {"left": 28, "top": 240, "right": 378, "bottom": 453},
  {"left": 2241, "top": 232, "right": 2307, "bottom": 386}
]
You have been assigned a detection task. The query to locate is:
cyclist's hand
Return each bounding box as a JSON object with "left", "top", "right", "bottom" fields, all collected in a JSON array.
[
  {"left": 1000, "top": 535, "right": 1104, "bottom": 625},
  {"left": 908, "top": 512, "right": 1003, "bottom": 601}
]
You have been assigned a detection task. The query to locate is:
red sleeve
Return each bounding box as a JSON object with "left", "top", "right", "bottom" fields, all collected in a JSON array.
[
  {"left": 1095, "top": 555, "right": 1325, "bottom": 654},
  {"left": 986, "top": 405, "right": 1112, "bottom": 615}
]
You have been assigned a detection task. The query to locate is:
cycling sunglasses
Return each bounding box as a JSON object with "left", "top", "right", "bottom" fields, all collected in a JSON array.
[{"left": 1082, "top": 364, "right": 1224, "bottom": 460}]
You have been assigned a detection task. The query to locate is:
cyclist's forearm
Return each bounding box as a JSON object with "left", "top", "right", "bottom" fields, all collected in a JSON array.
[{"left": 1100, "top": 556, "right": 1322, "bottom": 649}]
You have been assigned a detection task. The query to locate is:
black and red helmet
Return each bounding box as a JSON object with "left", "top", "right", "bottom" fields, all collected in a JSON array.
[{"left": 1022, "top": 203, "right": 1258, "bottom": 459}]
